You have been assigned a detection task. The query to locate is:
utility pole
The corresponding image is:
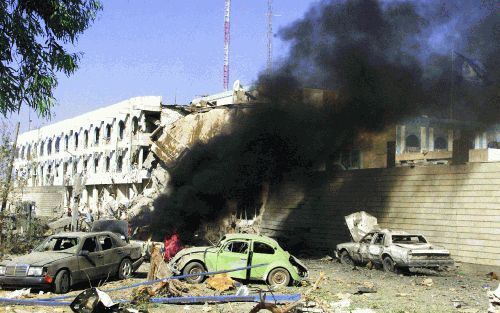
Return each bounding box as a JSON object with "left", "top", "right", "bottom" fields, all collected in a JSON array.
[
  {"left": 1, "top": 122, "right": 20, "bottom": 211},
  {"left": 223, "top": 0, "right": 231, "bottom": 91}
]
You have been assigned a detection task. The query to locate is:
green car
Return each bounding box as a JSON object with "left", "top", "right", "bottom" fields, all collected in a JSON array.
[{"left": 168, "top": 233, "right": 308, "bottom": 287}]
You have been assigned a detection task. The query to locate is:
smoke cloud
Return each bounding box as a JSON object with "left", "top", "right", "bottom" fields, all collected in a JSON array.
[{"left": 151, "top": 0, "right": 499, "bottom": 241}]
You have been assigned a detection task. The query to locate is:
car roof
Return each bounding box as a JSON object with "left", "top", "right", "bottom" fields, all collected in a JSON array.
[
  {"left": 375, "top": 229, "right": 424, "bottom": 236},
  {"left": 51, "top": 231, "right": 118, "bottom": 238},
  {"left": 223, "top": 233, "right": 279, "bottom": 246}
]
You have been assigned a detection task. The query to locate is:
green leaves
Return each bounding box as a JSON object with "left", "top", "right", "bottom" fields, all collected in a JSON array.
[{"left": 0, "top": 0, "right": 102, "bottom": 118}]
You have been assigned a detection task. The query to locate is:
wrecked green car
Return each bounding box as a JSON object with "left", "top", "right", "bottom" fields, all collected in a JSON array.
[{"left": 168, "top": 233, "right": 308, "bottom": 287}]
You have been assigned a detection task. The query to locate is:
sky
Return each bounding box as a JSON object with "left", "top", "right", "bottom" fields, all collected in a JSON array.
[{"left": 6, "top": 0, "right": 320, "bottom": 132}]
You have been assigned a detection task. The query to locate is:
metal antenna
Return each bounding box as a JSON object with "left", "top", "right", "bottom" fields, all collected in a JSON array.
[
  {"left": 223, "top": 0, "right": 231, "bottom": 91},
  {"left": 267, "top": 0, "right": 273, "bottom": 74}
]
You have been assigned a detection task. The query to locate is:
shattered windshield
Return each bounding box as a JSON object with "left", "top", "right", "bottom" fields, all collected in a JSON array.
[
  {"left": 35, "top": 237, "right": 80, "bottom": 253},
  {"left": 392, "top": 235, "right": 427, "bottom": 244}
]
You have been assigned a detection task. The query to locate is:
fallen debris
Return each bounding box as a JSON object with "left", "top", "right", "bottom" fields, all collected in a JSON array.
[
  {"left": 6, "top": 288, "right": 31, "bottom": 299},
  {"left": 420, "top": 278, "right": 434, "bottom": 287},
  {"left": 487, "top": 272, "right": 499, "bottom": 281},
  {"left": 132, "top": 279, "right": 195, "bottom": 303},
  {"left": 206, "top": 273, "right": 236, "bottom": 292},
  {"left": 70, "top": 288, "right": 119, "bottom": 313},
  {"left": 488, "top": 284, "right": 500, "bottom": 313}
]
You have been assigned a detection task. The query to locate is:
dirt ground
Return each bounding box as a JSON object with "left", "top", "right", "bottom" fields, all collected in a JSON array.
[{"left": 0, "top": 258, "right": 497, "bottom": 313}]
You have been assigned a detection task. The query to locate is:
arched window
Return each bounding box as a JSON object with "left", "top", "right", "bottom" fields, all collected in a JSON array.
[
  {"left": 84, "top": 130, "right": 89, "bottom": 148},
  {"left": 40, "top": 141, "right": 45, "bottom": 156},
  {"left": 94, "top": 127, "right": 100, "bottom": 146},
  {"left": 27, "top": 145, "right": 32, "bottom": 160},
  {"left": 105, "top": 124, "right": 112, "bottom": 141},
  {"left": 118, "top": 121, "right": 125, "bottom": 140},
  {"left": 405, "top": 134, "right": 420, "bottom": 152},
  {"left": 64, "top": 135, "right": 69, "bottom": 151},
  {"left": 434, "top": 137, "right": 447, "bottom": 151},
  {"left": 105, "top": 157, "right": 111, "bottom": 172},
  {"left": 117, "top": 155, "right": 123, "bottom": 172},
  {"left": 132, "top": 117, "right": 139, "bottom": 135},
  {"left": 47, "top": 139, "right": 52, "bottom": 155},
  {"left": 73, "top": 160, "right": 77, "bottom": 174},
  {"left": 74, "top": 133, "right": 79, "bottom": 149},
  {"left": 94, "top": 157, "right": 99, "bottom": 173},
  {"left": 83, "top": 159, "right": 88, "bottom": 172},
  {"left": 55, "top": 137, "right": 60, "bottom": 152},
  {"left": 55, "top": 163, "right": 59, "bottom": 177},
  {"left": 20, "top": 146, "right": 25, "bottom": 159}
]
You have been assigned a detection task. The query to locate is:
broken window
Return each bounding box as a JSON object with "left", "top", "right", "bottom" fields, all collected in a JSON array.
[
  {"left": 253, "top": 242, "right": 275, "bottom": 254},
  {"left": 434, "top": 137, "right": 447, "bottom": 151},
  {"left": 55, "top": 137, "right": 60, "bottom": 152},
  {"left": 132, "top": 117, "right": 139, "bottom": 135},
  {"left": 94, "top": 127, "right": 100, "bottom": 146},
  {"left": 373, "top": 233, "right": 384, "bottom": 245},
  {"left": 74, "top": 133, "right": 79, "bottom": 149},
  {"left": 40, "top": 141, "right": 44, "bottom": 156},
  {"left": 117, "top": 155, "right": 123, "bottom": 172},
  {"left": 105, "top": 124, "right": 112, "bottom": 141},
  {"left": 224, "top": 241, "right": 248, "bottom": 254},
  {"left": 65, "top": 135, "right": 69, "bottom": 151},
  {"left": 84, "top": 130, "right": 89, "bottom": 148},
  {"left": 392, "top": 235, "right": 427, "bottom": 244},
  {"left": 83, "top": 160, "right": 88, "bottom": 172},
  {"left": 340, "top": 150, "right": 361, "bottom": 170},
  {"left": 47, "top": 139, "right": 52, "bottom": 155},
  {"left": 105, "top": 157, "right": 110, "bottom": 172},
  {"left": 118, "top": 121, "right": 125, "bottom": 140},
  {"left": 82, "top": 237, "right": 98, "bottom": 253},
  {"left": 26, "top": 145, "right": 31, "bottom": 160},
  {"left": 360, "top": 233, "right": 374, "bottom": 243},
  {"left": 98, "top": 236, "right": 113, "bottom": 251},
  {"left": 35, "top": 237, "right": 79, "bottom": 253},
  {"left": 94, "top": 158, "right": 99, "bottom": 173},
  {"left": 405, "top": 134, "right": 420, "bottom": 152}
]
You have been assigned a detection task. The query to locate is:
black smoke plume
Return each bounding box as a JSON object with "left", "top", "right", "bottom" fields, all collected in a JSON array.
[{"left": 151, "top": 0, "right": 499, "bottom": 241}]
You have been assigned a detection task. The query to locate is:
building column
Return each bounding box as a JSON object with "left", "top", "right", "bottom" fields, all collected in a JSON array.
[
  {"left": 400, "top": 125, "right": 406, "bottom": 153},
  {"left": 420, "top": 127, "right": 427, "bottom": 152},
  {"left": 447, "top": 129, "right": 454, "bottom": 151},
  {"left": 428, "top": 127, "right": 434, "bottom": 152}
]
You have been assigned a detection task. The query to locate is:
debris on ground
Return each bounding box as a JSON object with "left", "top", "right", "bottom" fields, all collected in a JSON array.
[
  {"left": 132, "top": 279, "right": 197, "bottom": 303},
  {"left": 70, "top": 287, "right": 119, "bottom": 313},
  {"left": 488, "top": 284, "right": 500, "bottom": 313},
  {"left": 5, "top": 288, "right": 32, "bottom": 299},
  {"left": 249, "top": 272, "right": 326, "bottom": 313},
  {"left": 320, "top": 255, "right": 334, "bottom": 262},
  {"left": 487, "top": 272, "right": 499, "bottom": 281},
  {"left": 206, "top": 273, "right": 236, "bottom": 292},
  {"left": 420, "top": 278, "right": 434, "bottom": 287},
  {"left": 235, "top": 285, "right": 250, "bottom": 296}
]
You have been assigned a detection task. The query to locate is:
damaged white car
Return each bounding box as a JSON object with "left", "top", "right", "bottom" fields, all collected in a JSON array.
[{"left": 335, "top": 211, "right": 454, "bottom": 273}]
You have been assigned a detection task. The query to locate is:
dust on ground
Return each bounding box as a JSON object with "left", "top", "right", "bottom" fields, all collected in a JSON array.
[{"left": 0, "top": 259, "right": 496, "bottom": 313}]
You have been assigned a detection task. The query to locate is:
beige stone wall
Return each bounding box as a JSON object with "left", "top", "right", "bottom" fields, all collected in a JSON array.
[
  {"left": 21, "top": 186, "right": 65, "bottom": 217},
  {"left": 260, "top": 162, "right": 500, "bottom": 266}
]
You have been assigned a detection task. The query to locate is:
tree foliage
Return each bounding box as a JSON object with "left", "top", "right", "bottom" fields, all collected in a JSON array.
[{"left": 0, "top": 0, "right": 102, "bottom": 118}]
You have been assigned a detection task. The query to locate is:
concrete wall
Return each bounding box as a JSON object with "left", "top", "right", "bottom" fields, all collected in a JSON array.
[
  {"left": 21, "top": 186, "right": 65, "bottom": 217},
  {"left": 260, "top": 162, "right": 500, "bottom": 266}
]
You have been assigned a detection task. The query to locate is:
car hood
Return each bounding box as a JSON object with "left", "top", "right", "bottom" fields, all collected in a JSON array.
[
  {"left": 3, "top": 252, "right": 74, "bottom": 267},
  {"left": 345, "top": 211, "right": 380, "bottom": 242}
]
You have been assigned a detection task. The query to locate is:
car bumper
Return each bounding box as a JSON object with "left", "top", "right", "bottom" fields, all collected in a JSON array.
[
  {"left": 404, "top": 259, "right": 454, "bottom": 268},
  {"left": 0, "top": 276, "right": 51, "bottom": 289}
]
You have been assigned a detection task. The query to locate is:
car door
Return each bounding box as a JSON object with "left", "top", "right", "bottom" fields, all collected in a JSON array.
[
  {"left": 250, "top": 241, "right": 276, "bottom": 280},
  {"left": 216, "top": 240, "right": 250, "bottom": 279},
  {"left": 77, "top": 236, "right": 106, "bottom": 280},
  {"left": 97, "top": 235, "right": 122, "bottom": 278},
  {"left": 356, "top": 233, "right": 374, "bottom": 262},
  {"left": 368, "top": 233, "right": 385, "bottom": 262}
]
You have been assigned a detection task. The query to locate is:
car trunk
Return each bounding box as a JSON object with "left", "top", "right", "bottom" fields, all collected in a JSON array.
[{"left": 344, "top": 211, "right": 380, "bottom": 242}]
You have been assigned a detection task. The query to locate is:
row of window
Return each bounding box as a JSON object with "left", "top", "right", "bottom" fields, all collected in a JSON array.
[
  {"left": 16, "top": 117, "right": 139, "bottom": 160},
  {"left": 404, "top": 135, "right": 448, "bottom": 152}
]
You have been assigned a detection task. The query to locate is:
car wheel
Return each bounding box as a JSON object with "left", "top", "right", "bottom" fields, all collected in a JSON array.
[
  {"left": 183, "top": 262, "right": 206, "bottom": 284},
  {"left": 268, "top": 268, "right": 291, "bottom": 287},
  {"left": 118, "top": 258, "right": 133, "bottom": 280},
  {"left": 340, "top": 250, "right": 355, "bottom": 266},
  {"left": 54, "top": 270, "right": 71, "bottom": 294},
  {"left": 382, "top": 256, "right": 396, "bottom": 273}
]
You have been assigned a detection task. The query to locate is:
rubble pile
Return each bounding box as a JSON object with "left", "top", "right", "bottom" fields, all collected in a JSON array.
[{"left": 131, "top": 279, "right": 196, "bottom": 304}]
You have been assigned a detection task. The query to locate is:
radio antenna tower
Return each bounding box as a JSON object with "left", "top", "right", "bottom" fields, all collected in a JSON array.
[
  {"left": 267, "top": 0, "right": 273, "bottom": 74},
  {"left": 223, "top": 0, "right": 231, "bottom": 91}
]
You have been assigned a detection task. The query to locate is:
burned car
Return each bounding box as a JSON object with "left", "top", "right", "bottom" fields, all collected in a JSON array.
[
  {"left": 169, "top": 233, "right": 308, "bottom": 287},
  {"left": 335, "top": 211, "right": 454, "bottom": 272},
  {"left": 0, "top": 231, "right": 143, "bottom": 293}
]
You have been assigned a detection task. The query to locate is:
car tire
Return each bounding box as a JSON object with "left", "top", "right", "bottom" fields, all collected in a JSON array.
[
  {"left": 267, "top": 268, "right": 291, "bottom": 287},
  {"left": 54, "top": 269, "right": 71, "bottom": 294},
  {"left": 183, "top": 261, "right": 206, "bottom": 284},
  {"left": 340, "top": 250, "right": 355, "bottom": 266},
  {"left": 118, "top": 258, "right": 133, "bottom": 280},
  {"left": 382, "top": 256, "right": 396, "bottom": 273}
]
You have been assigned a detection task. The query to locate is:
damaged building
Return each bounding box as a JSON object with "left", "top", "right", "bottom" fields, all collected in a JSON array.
[{"left": 11, "top": 96, "right": 183, "bottom": 216}]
